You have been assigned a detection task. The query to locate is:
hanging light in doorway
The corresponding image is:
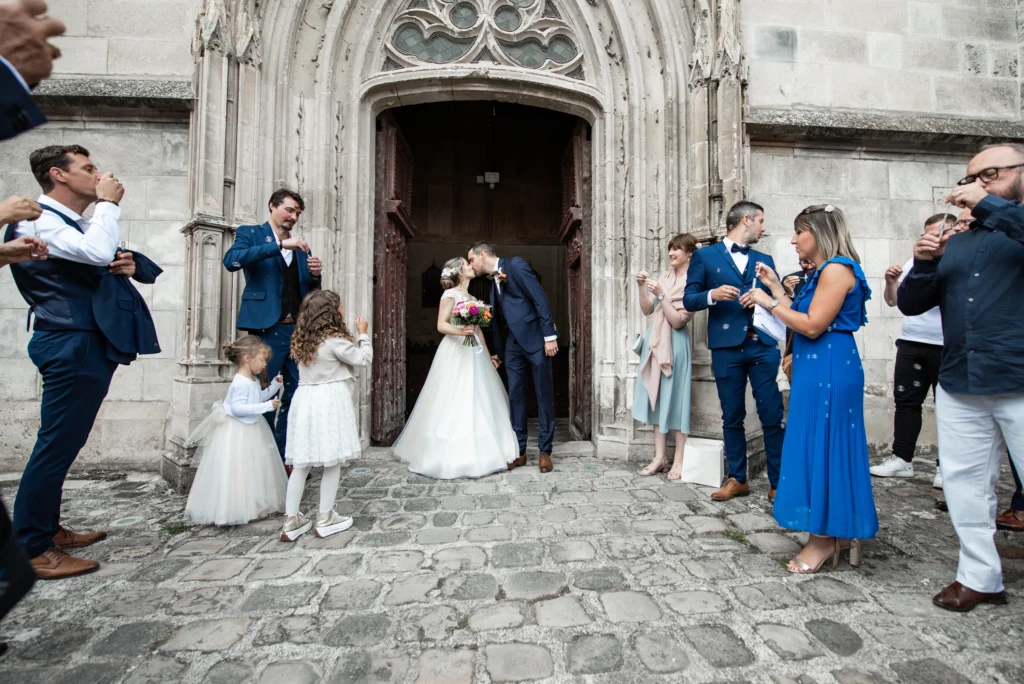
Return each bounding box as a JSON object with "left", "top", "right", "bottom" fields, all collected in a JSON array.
[{"left": 477, "top": 103, "right": 500, "bottom": 190}]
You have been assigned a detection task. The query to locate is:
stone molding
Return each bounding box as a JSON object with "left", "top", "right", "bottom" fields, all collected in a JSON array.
[
  {"left": 746, "top": 108, "right": 1024, "bottom": 147},
  {"left": 32, "top": 78, "right": 193, "bottom": 112},
  {"left": 195, "top": 0, "right": 262, "bottom": 67}
]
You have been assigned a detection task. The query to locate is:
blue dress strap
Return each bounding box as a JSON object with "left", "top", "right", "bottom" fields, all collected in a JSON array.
[{"left": 792, "top": 256, "right": 872, "bottom": 326}]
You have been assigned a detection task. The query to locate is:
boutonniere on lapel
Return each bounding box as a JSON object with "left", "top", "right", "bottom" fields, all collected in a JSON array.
[{"left": 490, "top": 268, "right": 507, "bottom": 284}]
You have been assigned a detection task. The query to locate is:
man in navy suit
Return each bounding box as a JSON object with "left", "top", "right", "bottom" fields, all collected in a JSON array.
[
  {"left": 0, "top": 0, "right": 66, "bottom": 141},
  {"left": 468, "top": 242, "right": 559, "bottom": 473},
  {"left": 683, "top": 201, "right": 785, "bottom": 502},
  {"left": 223, "top": 189, "right": 322, "bottom": 459},
  {"left": 6, "top": 144, "right": 162, "bottom": 579}
]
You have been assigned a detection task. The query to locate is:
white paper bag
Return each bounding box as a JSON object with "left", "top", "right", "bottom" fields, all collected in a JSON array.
[
  {"left": 753, "top": 304, "right": 786, "bottom": 344},
  {"left": 678, "top": 437, "right": 725, "bottom": 488}
]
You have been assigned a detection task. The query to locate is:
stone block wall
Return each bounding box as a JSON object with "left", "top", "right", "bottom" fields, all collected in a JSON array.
[
  {"left": 46, "top": 0, "right": 197, "bottom": 79},
  {"left": 749, "top": 144, "right": 973, "bottom": 457},
  {"left": 0, "top": 117, "right": 190, "bottom": 470},
  {"left": 742, "top": 0, "right": 1021, "bottom": 118}
]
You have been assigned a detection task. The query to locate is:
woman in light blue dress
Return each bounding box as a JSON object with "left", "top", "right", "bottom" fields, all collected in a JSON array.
[
  {"left": 633, "top": 234, "right": 697, "bottom": 480},
  {"left": 745, "top": 205, "right": 877, "bottom": 574}
]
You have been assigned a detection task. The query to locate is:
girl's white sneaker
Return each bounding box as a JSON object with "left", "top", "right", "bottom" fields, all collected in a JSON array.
[
  {"left": 280, "top": 513, "right": 313, "bottom": 542},
  {"left": 315, "top": 510, "right": 354, "bottom": 538}
]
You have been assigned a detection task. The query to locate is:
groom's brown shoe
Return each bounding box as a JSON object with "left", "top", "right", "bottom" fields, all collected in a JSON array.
[
  {"left": 539, "top": 452, "right": 553, "bottom": 473},
  {"left": 508, "top": 454, "right": 527, "bottom": 471},
  {"left": 711, "top": 478, "right": 749, "bottom": 501}
]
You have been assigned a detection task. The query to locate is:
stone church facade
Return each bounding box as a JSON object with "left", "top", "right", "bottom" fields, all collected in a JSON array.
[{"left": 0, "top": 0, "right": 1020, "bottom": 487}]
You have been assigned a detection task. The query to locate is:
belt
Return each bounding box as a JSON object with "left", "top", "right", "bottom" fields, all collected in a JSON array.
[
  {"left": 279, "top": 316, "right": 295, "bottom": 324},
  {"left": 746, "top": 328, "right": 759, "bottom": 339}
]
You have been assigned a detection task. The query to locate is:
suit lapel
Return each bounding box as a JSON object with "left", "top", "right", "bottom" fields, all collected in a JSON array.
[
  {"left": 718, "top": 241, "right": 744, "bottom": 282},
  {"left": 263, "top": 222, "right": 285, "bottom": 273}
]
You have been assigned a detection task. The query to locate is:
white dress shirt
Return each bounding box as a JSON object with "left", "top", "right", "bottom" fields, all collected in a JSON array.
[
  {"left": 707, "top": 237, "right": 752, "bottom": 307},
  {"left": 0, "top": 56, "right": 29, "bottom": 91},
  {"left": 15, "top": 195, "right": 121, "bottom": 266}
]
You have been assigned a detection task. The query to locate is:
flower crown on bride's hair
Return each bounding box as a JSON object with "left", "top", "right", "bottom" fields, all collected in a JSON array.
[{"left": 441, "top": 266, "right": 459, "bottom": 278}]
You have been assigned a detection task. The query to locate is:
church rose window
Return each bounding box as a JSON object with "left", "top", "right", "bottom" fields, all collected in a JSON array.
[{"left": 383, "top": 0, "right": 585, "bottom": 79}]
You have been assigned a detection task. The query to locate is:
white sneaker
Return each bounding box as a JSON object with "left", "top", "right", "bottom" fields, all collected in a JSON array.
[
  {"left": 870, "top": 456, "right": 914, "bottom": 478},
  {"left": 933, "top": 470, "right": 943, "bottom": 489},
  {"left": 315, "top": 510, "right": 354, "bottom": 538},
  {"left": 279, "top": 513, "right": 313, "bottom": 542}
]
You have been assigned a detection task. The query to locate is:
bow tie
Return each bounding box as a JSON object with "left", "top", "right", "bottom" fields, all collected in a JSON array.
[{"left": 730, "top": 244, "right": 750, "bottom": 255}]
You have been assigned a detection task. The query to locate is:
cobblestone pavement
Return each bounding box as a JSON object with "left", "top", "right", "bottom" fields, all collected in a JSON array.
[{"left": 1, "top": 453, "right": 1023, "bottom": 684}]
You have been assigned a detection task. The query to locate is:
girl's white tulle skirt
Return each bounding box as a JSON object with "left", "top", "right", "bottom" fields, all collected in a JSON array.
[
  {"left": 184, "top": 403, "right": 287, "bottom": 526},
  {"left": 285, "top": 379, "right": 362, "bottom": 468},
  {"left": 392, "top": 334, "right": 518, "bottom": 479}
]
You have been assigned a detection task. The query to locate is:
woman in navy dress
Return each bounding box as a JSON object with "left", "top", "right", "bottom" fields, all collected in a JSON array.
[{"left": 743, "top": 204, "right": 878, "bottom": 573}]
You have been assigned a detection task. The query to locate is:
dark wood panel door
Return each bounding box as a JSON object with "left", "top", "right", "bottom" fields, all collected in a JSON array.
[
  {"left": 372, "top": 113, "right": 416, "bottom": 445},
  {"left": 560, "top": 121, "right": 592, "bottom": 440}
]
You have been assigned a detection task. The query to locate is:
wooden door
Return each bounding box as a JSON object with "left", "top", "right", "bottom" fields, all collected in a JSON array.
[
  {"left": 372, "top": 113, "right": 416, "bottom": 445},
  {"left": 559, "top": 121, "right": 592, "bottom": 440}
]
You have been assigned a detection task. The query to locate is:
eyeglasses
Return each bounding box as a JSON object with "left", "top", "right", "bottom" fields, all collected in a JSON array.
[
  {"left": 954, "top": 218, "right": 975, "bottom": 228},
  {"left": 956, "top": 163, "right": 1024, "bottom": 186}
]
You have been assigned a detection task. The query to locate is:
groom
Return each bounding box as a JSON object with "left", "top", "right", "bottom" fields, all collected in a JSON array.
[{"left": 468, "top": 242, "right": 559, "bottom": 473}]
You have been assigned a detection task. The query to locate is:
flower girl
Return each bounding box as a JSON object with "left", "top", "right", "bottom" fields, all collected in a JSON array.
[
  {"left": 185, "top": 336, "right": 288, "bottom": 525},
  {"left": 280, "top": 289, "right": 372, "bottom": 541}
]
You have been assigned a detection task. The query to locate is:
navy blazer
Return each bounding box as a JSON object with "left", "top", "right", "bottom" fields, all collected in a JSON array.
[
  {"left": 0, "top": 61, "right": 46, "bottom": 141},
  {"left": 489, "top": 257, "right": 557, "bottom": 358},
  {"left": 682, "top": 241, "right": 779, "bottom": 350},
  {"left": 223, "top": 222, "right": 321, "bottom": 331},
  {"left": 94, "top": 251, "right": 162, "bottom": 358}
]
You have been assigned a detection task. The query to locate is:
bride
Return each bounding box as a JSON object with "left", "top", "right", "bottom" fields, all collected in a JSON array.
[{"left": 392, "top": 257, "right": 519, "bottom": 479}]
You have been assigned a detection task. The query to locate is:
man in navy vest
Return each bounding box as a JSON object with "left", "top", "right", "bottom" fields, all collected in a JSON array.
[
  {"left": 6, "top": 144, "right": 161, "bottom": 580},
  {"left": 683, "top": 201, "right": 786, "bottom": 502},
  {"left": 223, "top": 189, "right": 322, "bottom": 460}
]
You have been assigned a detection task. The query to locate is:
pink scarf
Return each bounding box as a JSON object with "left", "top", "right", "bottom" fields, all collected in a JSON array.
[{"left": 640, "top": 269, "right": 692, "bottom": 410}]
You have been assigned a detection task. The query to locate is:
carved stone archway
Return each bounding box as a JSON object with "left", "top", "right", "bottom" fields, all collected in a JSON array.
[{"left": 162, "top": 0, "right": 751, "bottom": 489}]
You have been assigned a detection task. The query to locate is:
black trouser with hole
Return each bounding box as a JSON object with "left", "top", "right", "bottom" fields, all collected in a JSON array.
[{"left": 892, "top": 339, "right": 942, "bottom": 463}]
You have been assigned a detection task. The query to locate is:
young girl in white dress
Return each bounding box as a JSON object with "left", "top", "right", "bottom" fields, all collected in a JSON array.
[
  {"left": 392, "top": 257, "right": 518, "bottom": 479},
  {"left": 280, "top": 289, "right": 372, "bottom": 541},
  {"left": 185, "top": 336, "right": 288, "bottom": 525}
]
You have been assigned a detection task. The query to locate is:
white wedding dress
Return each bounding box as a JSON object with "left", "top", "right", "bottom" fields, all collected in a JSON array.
[{"left": 392, "top": 289, "right": 519, "bottom": 479}]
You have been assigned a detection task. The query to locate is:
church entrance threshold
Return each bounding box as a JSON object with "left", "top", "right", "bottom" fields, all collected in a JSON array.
[{"left": 371, "top": 101, "right": 593, "bottom": 446}]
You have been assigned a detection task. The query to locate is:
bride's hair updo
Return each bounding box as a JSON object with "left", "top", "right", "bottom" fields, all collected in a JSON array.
[{"left": 440, "top": 257, "right": 465, "bottom": 289}]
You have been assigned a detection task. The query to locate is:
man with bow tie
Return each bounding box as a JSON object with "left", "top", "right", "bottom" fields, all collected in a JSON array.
[
  {"left": 683, "top": 201, "right": 786, "bottom": 502},
  {"left": 224, "top": 189, "right": 322, "bottom": 461}
]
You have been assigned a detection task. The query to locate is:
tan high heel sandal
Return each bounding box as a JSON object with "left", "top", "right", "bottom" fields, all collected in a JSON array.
[
  {"left": 787, "top": 536, "right": 842, "bottom": 574},
  {"left": 639, "top": 459, "right": 670, "bottom": 476}
]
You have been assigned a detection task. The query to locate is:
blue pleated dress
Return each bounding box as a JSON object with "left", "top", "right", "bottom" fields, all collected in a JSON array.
[{"left": 773, "top": 256, "right": 879, "bottom": 539}]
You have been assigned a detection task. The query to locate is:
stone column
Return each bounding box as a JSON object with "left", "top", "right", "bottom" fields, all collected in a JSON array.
[{"left": 162, "top": 0, "right": 264, "bottom": 492}]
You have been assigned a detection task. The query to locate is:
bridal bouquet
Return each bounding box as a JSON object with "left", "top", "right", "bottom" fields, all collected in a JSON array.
[{"left": 451, "top": 300, "right": 493, "bottom": 348}]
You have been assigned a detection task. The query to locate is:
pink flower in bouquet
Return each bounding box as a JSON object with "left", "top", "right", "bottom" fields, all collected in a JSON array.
[{"left": 469, "top": 305, "right": 479, "bottom": 315}]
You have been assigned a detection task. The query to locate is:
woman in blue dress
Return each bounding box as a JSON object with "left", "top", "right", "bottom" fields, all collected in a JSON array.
[
  {"left": 634, "top": 233, "right": 697, "bottom": 480},
  {"left": 744, "top": 204, "right": 878, "bottom": 573}
]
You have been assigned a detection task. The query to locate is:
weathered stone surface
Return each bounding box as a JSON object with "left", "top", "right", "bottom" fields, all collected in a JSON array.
[
  {"left": 241, "top": 581, "right": 319, "bottom": 612},
  {"left": 92, "top": 622, "right": 174, "bottom": 656},
  {"left": 442, "top": 573, "right": 498, "bottom": 600},
  {"left": 170, "top": 586, "right": 244, "bottom": 615},
  {"left": 550, "top": 539, "right": 596, "bottom": 562},
  {"left": 600, "top": 591, "right": 662, "bottom": 622},
  {"left": 665, "top": 590, "right": 729, "bottom": 615},
  {"left": 574, "top": 566, "right": 628, "bottom": 591},
  {"left": 485, "top": 643, "right": 554, "bottom": 682},
  {"left": 201, "top": 661, "right": 255, "bottom": 684},
  {"left": 806, "top": 619, "right": 863, "bottom": 656},
  {"left": 254, "top": 616, "right": 325, "bottom": 646},
  {"left": 432, "top": 546, "right": 487, "bottom": 572},
  {"left": 684, "top": 625, "right": 755, "bottom": 668},
  {"left": 416, "top": 648, "right": 475, "bottom": 684},
  {"left": 122, "top": 657, "right": 187, "bottom": 684},
  {"left": 324, "top": 614, "right": 392, "bottom": 647},
  {"left": 889, "top": 659, "right": 973, "bottom": 684},
  {"left": 324, "top": 580, "right": 383, "bottom": 610},
  {"left": 248, "top": 557, "right": 306, "bottom": 580},
  {"left": 384, "top": 574, "right": 439, "bottom": 605},
  {"left": 633, "top": 632, "right": 689, "bottom": 673},
  {"left": 747, "top": 532, "right": 802, "bottom": 554},
  {"left": 799, "top": 577, "right": 867, "bottom": 605},
  {"left": 256, "top": 661, "right": 322, "bottom": 684},
  {"left": 416, "top": 527, "right": 461, "bottom": 544},
  {"left": 502, "top": 571, "right": 566, "bottom": 601},
  {"left": 313, "top": 554, "right": 363, "bottom": 577},
  {"left": 534, "top": 595, "right": 592, "bottom": 627},
  {"left": 183, "top": 558, "right": 251, "bottom": 581},
  {"left": 326, "top": 650, "right": 410, "bottom": 684},
  {"left": 490, "top": 542, "right": 545, "bottom": 567},
  {"left": 757, "top": 624, "right": 822, "bottom": 660},
  {"left": 161, "top": 618, "right": 251, "bottom": 651},
  {"left": 469, "top": 602, "right": 526, "bottom": 631},
  {"left": 566, "top": 634, "right": 623, "bottom": 674}
]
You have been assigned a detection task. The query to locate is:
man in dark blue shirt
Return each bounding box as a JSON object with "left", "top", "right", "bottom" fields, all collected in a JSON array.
[{"left": 899, "top": 143, "right": 1024, "bottom": 613}]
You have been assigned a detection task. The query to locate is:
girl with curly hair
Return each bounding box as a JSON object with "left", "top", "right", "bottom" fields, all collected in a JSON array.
[{"left": 280, "top": 289, "right": 371, "bottom": 541}]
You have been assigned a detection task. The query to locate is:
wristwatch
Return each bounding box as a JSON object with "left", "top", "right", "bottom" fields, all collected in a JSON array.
[
  {"left": 657, "top": 293, "right": 665, "bottom": 301},
  {"left": 769, "top": 299, "right": 779, "bottom": 310}
]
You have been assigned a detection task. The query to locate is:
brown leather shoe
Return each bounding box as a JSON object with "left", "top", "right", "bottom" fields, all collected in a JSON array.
[
  {"left": 507, "top": 454, "right": 527, "bottom": 471},
  {"left": 768, "top": 488, "right": 777, "bottom": 504},
  {"left": 52, "top": 526, "right": 107, "bottom": 549},
  {"left": 538, "top": 452, "right": 553, "bottom": 473},
  {"left": 996, "top": 508, "right": 1024, "bottom": 532},
  {"left": 30, "top": 548, "right": 100, "bottom": 580},
  {"left": 711, "top": 478, "right": 750, "bottom": 501},
  {"left": 932, "top": 581, "right": 1006, "bottom": 612}
]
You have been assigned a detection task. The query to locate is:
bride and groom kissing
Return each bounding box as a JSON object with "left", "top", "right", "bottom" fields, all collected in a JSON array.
[{"left": 393, "top": 242, "right": 559, "bottom": 480}]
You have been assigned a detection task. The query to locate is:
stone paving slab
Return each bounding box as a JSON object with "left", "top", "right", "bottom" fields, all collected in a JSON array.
[{"left": 0, "top": 456, "right": 1022, "bottom": 683}]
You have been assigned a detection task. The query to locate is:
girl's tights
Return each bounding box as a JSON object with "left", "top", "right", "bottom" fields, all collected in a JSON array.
[{"left": 285, "top": 464, "right": 342, "bottom": 517}]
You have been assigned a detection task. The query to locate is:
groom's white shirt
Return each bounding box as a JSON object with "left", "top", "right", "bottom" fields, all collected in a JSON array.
[{"left": 493, "top": 258, "right": 557, "bottom": 343}]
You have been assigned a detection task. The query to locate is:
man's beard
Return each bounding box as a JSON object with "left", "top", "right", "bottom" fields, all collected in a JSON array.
[{"left": 993, "top": 172, "right": 1024, "bottom": 203}]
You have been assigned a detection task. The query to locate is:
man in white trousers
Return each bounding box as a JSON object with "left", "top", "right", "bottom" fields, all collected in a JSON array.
[{"left": 899, "top": 143, "right": 1024, "bottom": 612}]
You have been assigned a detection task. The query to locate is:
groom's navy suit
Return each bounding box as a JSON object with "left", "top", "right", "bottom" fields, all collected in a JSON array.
[
  {"left": 683, "top": 240, "right": 785, "bottom": 488},
  {"left": 490, "top": 257, "right": 558, "bottom": 454}
]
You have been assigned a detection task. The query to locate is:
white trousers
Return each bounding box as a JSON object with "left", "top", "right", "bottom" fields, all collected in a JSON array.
[{"left": 936, "top": 385, "right": 1024, "bottom": 593}]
